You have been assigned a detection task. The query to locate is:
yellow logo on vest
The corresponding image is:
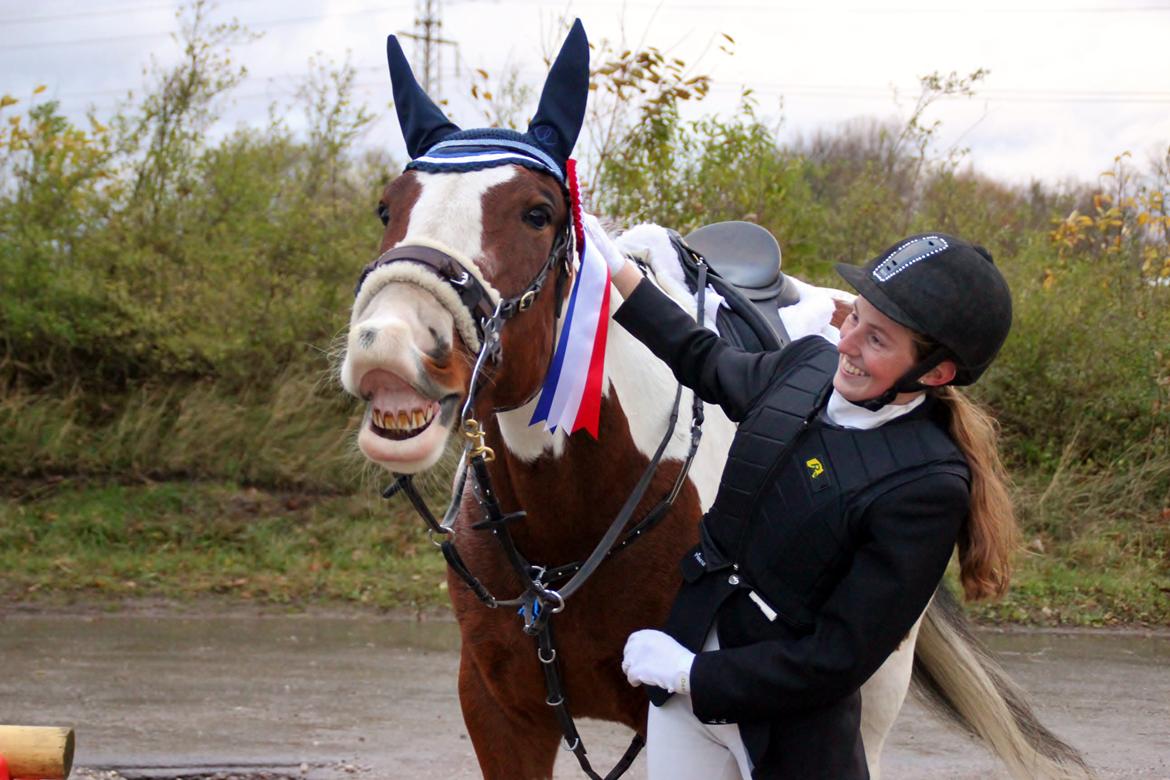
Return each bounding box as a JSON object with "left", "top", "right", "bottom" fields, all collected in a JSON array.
[{"left": 806, "top": 458, "right": 825, "bottom": 479}]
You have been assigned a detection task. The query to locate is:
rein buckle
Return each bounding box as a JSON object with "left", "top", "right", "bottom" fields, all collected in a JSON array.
[{"left": 462, "top": 418, "right": 496, "bottom": 462}]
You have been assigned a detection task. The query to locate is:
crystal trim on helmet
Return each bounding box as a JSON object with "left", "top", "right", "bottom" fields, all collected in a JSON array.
[{"left": 872, "top": 235, "right": 949, "bottom": 282}]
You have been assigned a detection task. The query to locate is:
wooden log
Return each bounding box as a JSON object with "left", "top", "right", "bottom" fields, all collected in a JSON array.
[{"left": 0, "top": 726, "right": 74, "bottom": 779}]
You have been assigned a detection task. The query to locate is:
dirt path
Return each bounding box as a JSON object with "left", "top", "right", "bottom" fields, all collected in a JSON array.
[{"left": 2, "top": 609, "right": 1167, "bottom": 779}]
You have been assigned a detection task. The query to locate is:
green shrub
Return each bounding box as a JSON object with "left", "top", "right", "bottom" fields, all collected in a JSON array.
[
  {"left": 2, "top": 7, "right": 1167, "bottom": 531},
  {"left": 0, "top": 3, "right": 392, "bottom": 392}
]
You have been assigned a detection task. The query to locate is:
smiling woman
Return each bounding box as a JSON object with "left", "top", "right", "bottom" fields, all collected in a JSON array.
[{"left": 603, "top": 230, "right": 1062, "bottom": 779}]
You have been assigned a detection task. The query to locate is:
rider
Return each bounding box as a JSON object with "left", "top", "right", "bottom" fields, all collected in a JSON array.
[{"left": 592, "top": 224, "right": 1019, "bottom": 779}]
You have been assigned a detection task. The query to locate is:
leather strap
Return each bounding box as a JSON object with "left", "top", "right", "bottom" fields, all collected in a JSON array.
[{"left": 358, "top": 244, "right": 498, "bottom": 326}]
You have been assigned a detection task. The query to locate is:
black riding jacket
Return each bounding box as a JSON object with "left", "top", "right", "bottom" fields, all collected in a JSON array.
[{"left": 614, "top": 279, "right": 971, "bottom": 779}]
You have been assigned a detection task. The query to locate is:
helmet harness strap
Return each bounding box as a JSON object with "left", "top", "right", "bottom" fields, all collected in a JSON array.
[{"left": 854, "top": 345, "right": 953, "bottom": 412}]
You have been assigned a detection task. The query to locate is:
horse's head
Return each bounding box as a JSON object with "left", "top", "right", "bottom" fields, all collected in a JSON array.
[{"left": 340, "top": 21, "right": 589, "bottom": 472}]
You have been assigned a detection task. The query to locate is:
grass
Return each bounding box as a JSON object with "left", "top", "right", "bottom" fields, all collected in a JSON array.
[
  {"left": 2, "top": 353, "right": 1165, "bottom": 624},
  {"left": 2, "top": 475, "right": 1167, "bottom": 625},
  {"left": 966, "top": 558, "right": 1170, "bottom": 626},
  {"left": 0, "top": 371, "right": 364, "bottom": 492},
  {"left": 966, "top": 457, "right": 1170, "bottom": 627},
  {"left": 0, "top": 480, "right": 449, "bottom": 610}
]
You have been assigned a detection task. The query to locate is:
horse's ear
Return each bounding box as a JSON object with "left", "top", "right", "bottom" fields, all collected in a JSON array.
[
  {"left": 526, "top": 19, "right": 589, "bottom": 168},
  {"left": 387, "top": 35, "right": 461, "bottom": 159}
]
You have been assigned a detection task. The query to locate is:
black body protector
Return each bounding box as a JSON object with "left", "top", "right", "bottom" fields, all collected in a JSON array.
[{"left": 651, "top": 340, "right": 970, "bottom": 697}]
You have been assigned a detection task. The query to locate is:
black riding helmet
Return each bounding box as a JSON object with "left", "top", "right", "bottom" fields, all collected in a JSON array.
[{"left": 835, "top": 233, "right": 1012, "bottom": 410}]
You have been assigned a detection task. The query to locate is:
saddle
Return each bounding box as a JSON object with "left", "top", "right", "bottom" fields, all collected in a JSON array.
[{"left": 669, "top": 221, "right": 801, "bottom": 353}]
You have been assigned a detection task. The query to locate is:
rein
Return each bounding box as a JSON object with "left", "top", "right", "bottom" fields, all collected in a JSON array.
[{"left": 378, "top": 232, "right": 709, "bottom": 780}]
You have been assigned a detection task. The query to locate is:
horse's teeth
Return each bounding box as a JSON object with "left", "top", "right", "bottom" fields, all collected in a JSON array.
[{"left": 372, "top": 404, "right": 437, "bottom": 433}]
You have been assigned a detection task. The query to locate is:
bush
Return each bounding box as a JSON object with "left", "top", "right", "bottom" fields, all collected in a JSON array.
[
  {"left": 0, "top": 3, "right": 393, "bottom": 392},
  {"left": 1, "top": 7, "right": 1167, "bottom": 529}
]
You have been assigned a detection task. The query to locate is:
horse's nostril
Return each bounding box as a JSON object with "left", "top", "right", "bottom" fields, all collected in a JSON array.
[
  {"left": 359, "top": 328, "right": 377, "bottom": 349},
  {"left": 427, "top": 327, "right": 451, "bottom": 359}
]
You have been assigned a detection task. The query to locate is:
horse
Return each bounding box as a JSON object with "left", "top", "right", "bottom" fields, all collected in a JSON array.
[{"left": 338, "top": 19, "right": 1091, "bottom": 780}]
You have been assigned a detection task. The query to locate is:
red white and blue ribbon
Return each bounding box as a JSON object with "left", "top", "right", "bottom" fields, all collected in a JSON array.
[{"left": 529, "top": 160, "right": 610, "bottom": 438}]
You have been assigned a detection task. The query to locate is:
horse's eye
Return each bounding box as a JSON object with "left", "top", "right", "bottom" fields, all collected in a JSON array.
[
  {"left": 523, "top": 207, "right": 551, "bottom": 230},
  {"left": 376, "top": 202, "right": 390, "bottom": 226}
]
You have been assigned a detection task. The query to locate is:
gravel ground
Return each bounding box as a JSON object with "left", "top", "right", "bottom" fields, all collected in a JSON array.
[{"left": 2, "top": 608, "right": 1166, "bottom": 779}]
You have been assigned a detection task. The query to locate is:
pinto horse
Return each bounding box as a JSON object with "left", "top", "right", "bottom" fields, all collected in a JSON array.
[{"left": 338, "top": 20, "right": 1091, "bottom": 780}]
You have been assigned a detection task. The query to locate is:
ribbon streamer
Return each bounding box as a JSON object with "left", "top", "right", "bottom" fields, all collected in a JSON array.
[{"left": 530, "top": 182, "right": 612, "bottom": 438}]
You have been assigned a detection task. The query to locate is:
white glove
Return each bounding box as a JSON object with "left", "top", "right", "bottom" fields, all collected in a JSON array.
[
  {"left": 581, "top": 213, "right": 629, "bottom": 276},
  {"left": 621, "top": 629, "right": 695, "bottom": 694}
]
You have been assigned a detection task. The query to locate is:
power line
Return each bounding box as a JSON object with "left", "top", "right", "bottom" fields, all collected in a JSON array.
[
  {"left": 842, "top": 3, "right": 1170, "bottom": 11},
  {"left": 397, "top": 0, "right": 458, "bottom": 93},
  {"left": 3, "top": 30, "right": 181, "bottom": 50},
  {"left": 4, "top": 0, "right": 1169, "bottom": 49},
  {"left": 0, "top": 0, "right": 266, "bottom": 25},
  {"left": 19, "top": 44, "right": 1170, "bottom": 107},
  {"left": 29, "top": 62, "right": 1170, "bottom": 106},
  {"left": 847, "top": 4, "right": 1170, "bottom": 11},
  {"left": 0, "top": 2, "right": 413, "bottom": 50},
  {"left": 706, "top": 82, "right": 1170, "bottom": 104}
]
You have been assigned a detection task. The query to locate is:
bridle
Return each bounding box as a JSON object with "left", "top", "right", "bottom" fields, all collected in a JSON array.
[
  {"left": 355, "top": 225, "right": 570, "bottom": 353},
  {"left": 356, "top": 216, "right": 708, "bottom": 780}
]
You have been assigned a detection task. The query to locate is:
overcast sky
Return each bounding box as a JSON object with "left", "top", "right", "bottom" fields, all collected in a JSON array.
[{"left": 4, "top": 0, "right": 1169, "bottom": 188}]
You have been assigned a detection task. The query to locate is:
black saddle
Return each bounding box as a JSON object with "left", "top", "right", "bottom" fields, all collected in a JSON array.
[{"left": 669, "top": 221, "right": 800, "bottom": 353}]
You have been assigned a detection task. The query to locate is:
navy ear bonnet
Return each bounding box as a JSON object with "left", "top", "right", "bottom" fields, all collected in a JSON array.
[
  {"left": 387, "top": 19, "right": 590, "bottom": 186},
  {"left": 408, "top": 128, "right": 566, "bottom": 183}
]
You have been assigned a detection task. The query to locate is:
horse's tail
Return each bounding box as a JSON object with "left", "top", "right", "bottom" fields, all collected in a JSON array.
[{"left": 912, "top": 586, "right": 1095, "bottom": 780}]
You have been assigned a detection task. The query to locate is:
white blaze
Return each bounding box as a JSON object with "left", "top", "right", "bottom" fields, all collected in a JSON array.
[{"left": 404, "top": 167, "right": 517, "bottom": 278}]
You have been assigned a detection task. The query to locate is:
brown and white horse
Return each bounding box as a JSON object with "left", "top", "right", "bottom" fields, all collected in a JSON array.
[{"left": 337, "top": 22, "right": 1091, "bottom": 780}]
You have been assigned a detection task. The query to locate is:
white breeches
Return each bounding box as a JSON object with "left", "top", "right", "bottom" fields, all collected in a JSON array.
[{"left": 645, "top": 630, "right": 753, "bottom": 780}]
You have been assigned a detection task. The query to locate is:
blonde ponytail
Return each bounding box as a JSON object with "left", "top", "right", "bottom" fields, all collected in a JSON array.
[{"left": 934, "top": 386, "right": 1019, "bottom": 601}]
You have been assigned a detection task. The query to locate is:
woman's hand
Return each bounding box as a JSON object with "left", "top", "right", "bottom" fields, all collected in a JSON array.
[
  {"left": 622, "top": 629, "right": 695, "bottom": 694},
  {"left": 581, "top": 214, "right": 642, "bottom": 297}
]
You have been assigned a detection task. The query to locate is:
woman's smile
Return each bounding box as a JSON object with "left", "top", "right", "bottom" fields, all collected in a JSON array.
[
  {"left": 839, "top": 356, "right": 868, "bottom": 377},
  {"left": 833, "top": 297, "right": 918, "bottom": 403}
]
